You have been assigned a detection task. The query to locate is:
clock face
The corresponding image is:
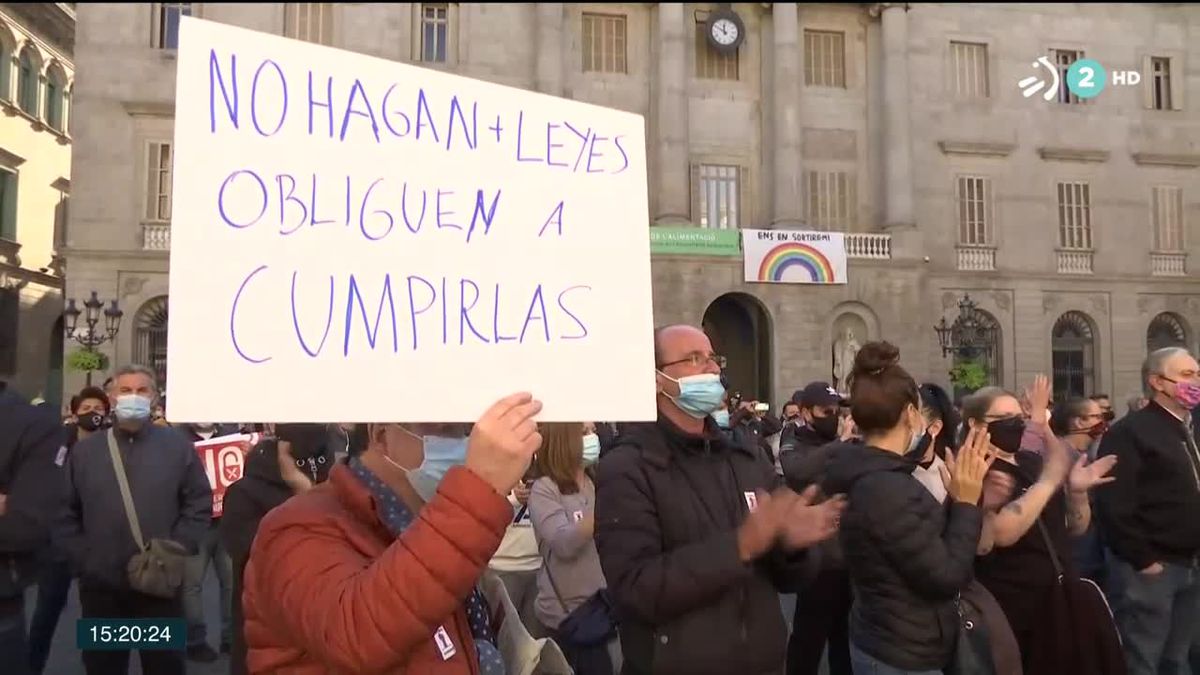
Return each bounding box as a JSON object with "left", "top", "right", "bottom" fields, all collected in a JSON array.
[{"left": 711, "top": 18, "right": 739, "bottom": 46}]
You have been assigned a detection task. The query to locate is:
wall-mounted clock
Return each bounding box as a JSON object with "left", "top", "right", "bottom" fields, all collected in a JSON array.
[{"left": 705, "top": 7, "right": 745, "bottom": 54}]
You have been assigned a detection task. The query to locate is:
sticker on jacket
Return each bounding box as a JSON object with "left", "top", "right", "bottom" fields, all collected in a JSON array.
[
  {"left": 744, "top": 491, "right": 758, "bottom": 512},
  {"left": 572, "top": 510, "right": 584, "bottom": 523},
  {"left": 434, "top": 626, "right": 456, "bottom": 660},
  {"left": 54, "top": 445, "right": 68, "bottom": 467}
]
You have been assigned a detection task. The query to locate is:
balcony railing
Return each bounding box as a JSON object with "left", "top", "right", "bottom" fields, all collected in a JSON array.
[
  {"left": 1056, "top": 249, "right": 1093, "bottom": 275},
  {"left": 845, "top": 233, "right": 891, "bottom": 260},
  {"left": 956, "top": 246, "right": 996, "bottom": 272},
  {"left": 142, "top": 223, "right": 170, "bottom": 250},
  {"left": 1151, "top": 251, "right": 1187, "bottom": 277}
]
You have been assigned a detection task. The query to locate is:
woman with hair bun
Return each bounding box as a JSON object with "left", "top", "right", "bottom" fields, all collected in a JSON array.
[{"left": 824, "top": 341, "right": 994, "bottom": 675}]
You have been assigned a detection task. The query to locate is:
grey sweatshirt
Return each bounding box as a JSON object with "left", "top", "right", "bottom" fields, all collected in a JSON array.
[
  {"left": 528, "top": 474, "right": 606, "bottom": 629},
  {"left": 58, "top": 424, "right": 213, "bottom": 591}
]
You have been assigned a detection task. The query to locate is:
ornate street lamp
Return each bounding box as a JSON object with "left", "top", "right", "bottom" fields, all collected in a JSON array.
[
  {"left": 64, "top": 291, "right": 123, "bottom": 385},
  {"left": 934, "top": 294, "right": 996, "bottom": 360}
]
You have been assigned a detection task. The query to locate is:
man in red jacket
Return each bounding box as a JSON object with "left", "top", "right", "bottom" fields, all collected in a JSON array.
[{"left": 242, "top": 393, "right": 543, "bottom": 673}]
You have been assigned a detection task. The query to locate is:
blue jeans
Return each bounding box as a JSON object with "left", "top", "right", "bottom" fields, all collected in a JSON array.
[
  {"left": 849, "top": 641, "right": 941, "bottom": 675},
  {"left": 0, "top": 596, "right": 30, "bottom": 675},
  {"left": 28, "top": 556, "right": 74, "bottom": 673},
  {"left": 1107, "top": 553, "right": 1200, "bottom": 675},
  {"left": 182, "top": 520, "right": 233, "bottom": 648}
]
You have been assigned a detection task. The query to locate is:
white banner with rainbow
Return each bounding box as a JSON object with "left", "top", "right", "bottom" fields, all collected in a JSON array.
[{"left": 741, "top": 229, "right": 848, "bottom": 285}]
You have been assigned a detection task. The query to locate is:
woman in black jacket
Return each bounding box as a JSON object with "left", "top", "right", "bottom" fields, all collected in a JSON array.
[
  {"left": 219, "top": 423, "right": 333, "bottom": 675},
  {"left": 824, "top": 342, "right": 992, "bottom": 674}
]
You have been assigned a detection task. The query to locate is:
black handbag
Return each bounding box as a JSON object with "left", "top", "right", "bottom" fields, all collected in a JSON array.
[
  {"left": 542, "top": 547, "right": 618, "bottom": 647},
  {"left": 946, "top": 592, "right": 998, "bottom": 675}
]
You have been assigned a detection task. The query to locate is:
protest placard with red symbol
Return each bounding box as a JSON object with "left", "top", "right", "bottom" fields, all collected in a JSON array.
[{"left": 195, "top": 433, "right": 260, "bottom": 517}]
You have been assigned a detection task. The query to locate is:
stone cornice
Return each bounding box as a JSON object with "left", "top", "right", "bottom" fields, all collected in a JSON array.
[
  {"left": 938, "top": 140, "right": 1016, "bottom": 158},
  {"left": 1037, "top": 147, "right": 1110, "bottom": 163},
  {"left": 121, "top": 101, "right": 176, "bottom": 118},
  {"left": 1131, "top": 152, "right": 1200, "bottom": 168},
  {"left": 0, "top": 146, "right": 27, "bottom": 169}
]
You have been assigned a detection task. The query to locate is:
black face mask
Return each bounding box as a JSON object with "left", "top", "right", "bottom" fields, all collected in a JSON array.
[
  {"left": 906, "top": 431, "right": 933, "bottom": 462},
  {"left": 77, "top": 412, "right": 107, "bottom": 433},
  {"left": 1102, "top": 410, "right": 1115, "bottom": 422},
  {"left": 295, "top": 453, "right": 331, "bottom": 484},
  {"left": 986, "top": 417, "right": 1026, "bottom": 454},
  {"left": 810, "top": 414, "right": 839, "bottom": 441}
]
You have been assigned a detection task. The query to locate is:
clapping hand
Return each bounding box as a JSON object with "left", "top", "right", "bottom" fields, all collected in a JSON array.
[
  {"left": 779, "top": 486, "right": 846, "bottom": 551},
  {"left": 1024, "top": 374, "right": 1052, "bottom": 427},
  {"left": 940, "top": 425, "right": 995, "bottom": 505},
  {"left": 1068, "top": 453, "right": 1117, "bottom": 493}
]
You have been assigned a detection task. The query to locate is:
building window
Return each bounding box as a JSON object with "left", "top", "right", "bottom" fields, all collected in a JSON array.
[
  {"left": 53, "top": 186, "right": 69, "bottom": 249},
  {"left": 44, "top": 67, "right": 66, "bottom": 131},
  {"left": 582, "top": 13, "right": 627, "bottom": 74},
  {"left": 956, "top": 176, "right": 992, "bottom": 246},
  {"left": 1052, "top": 49, "right": 1083, "bottom": 104},
  {"left": 1152, "top": 185, "right": 1184, "bottom": 252},
  {"left": 420, "top": 3, "right": 449, "bottom": 63},
  {"left": 952, "top": 309, "right": 1003, "bottom": 399},
  {"left": 696, "top": 164, "right": 740, "bottom": 229},
  {"left": 0, "top": 169, "right": 17, "bottom": 241},
  {"left": 804, "top": 30, "right": 845, "bottom": 88},
  {"left": 1147, "top": 312, "right": 1189, "bottom": 353},
  {"left": 1151, "top": 56, "right": 1172, "bottom": 111},
  {"left": 1056, "top": 181, "right": 1092, "bottom": 249},
  {"left": 805, "top": 170, "right": 853, "bottom": 231},
  {"left": 284, "top": 3, "right": 333, "bottom": 45},
  {"left": 0, "top": 40, "right": 11, "bottom": 101},
  {"left": 0, "top": 288, "right": 17, "bottom": 377},
  {"left": 694, "top": 21, "right": 737, "bottom": 80},
  {"left": 134, "top": 296, "right": 170, "bottom": 387},
  {"left": 145, "top": 142, "right": 173, "bottom": 222},
  {"left": 154, "top": 3, "right": 192, "bottom": 49},
  {"left": 1052, "top": 311, "right": 1096, "bottom": 399},
  {"left": 949, "top": 41, "right": 989, "bottom": 98},
  {"left": 16, "top": 48, "right": 37, "bottom": 115}
]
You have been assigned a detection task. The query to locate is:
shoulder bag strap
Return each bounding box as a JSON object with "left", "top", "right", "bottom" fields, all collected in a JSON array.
[
  {"left": 107, "top": 429, "right": 146, "bottom": 551},
  {"left": 538, "top": 537, "right": 571, "bottom": 615},
  {"left": 1035, "top": 515, "right": 1064, "bottom": 584}
]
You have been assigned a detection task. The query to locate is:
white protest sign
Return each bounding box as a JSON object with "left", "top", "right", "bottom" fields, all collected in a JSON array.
[
  {"left": 741, "top": 229, "right": 847, "bottom": 285},
  {"left": 167, "top": 18, "right": 656, "bottom": 423}
]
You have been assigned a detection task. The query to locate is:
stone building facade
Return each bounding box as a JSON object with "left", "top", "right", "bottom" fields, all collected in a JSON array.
[
  {"left": 0, "top": 3, "right": 73, "bottom": 405},
  {"left": 66, "top": 2, "right": 1200, "bottom": 408}
]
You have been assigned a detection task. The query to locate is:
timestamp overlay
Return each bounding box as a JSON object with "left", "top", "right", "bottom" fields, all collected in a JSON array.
[{"left": 77, "top": 618, "right": 187, "bottom": 651}]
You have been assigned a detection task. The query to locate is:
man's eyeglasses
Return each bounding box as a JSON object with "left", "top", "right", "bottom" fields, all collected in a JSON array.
[{"left": 659, "top": 353, "right": 727, "bottom": 369}]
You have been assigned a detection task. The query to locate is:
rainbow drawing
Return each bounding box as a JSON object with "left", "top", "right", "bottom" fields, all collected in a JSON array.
[{"left": 756, "top": 242, "right": 836, "bottom": 283}]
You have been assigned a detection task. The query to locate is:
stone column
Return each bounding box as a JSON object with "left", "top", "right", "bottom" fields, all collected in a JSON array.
[
  {"left": 878, "top": 3, "right": 913, "bottom": 229},
  {"left": 535, "top": 3, "right": 564, "bottom": 96},
  {"left": 654, "top": 2, "right": 690, "bottom": 225},
  {"left": 772, "top": 3, "right": 802, "bottom": 227}
]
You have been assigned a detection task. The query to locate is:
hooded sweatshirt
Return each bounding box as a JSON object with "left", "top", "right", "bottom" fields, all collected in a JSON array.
[{"left": 824, "top": 442, "right": 982, "bottom": 671}]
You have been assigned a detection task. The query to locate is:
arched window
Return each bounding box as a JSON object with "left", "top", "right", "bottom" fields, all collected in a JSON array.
[
  {"left": 952, "top": 308, "right": 1004, "bottom": 394},
  {"left": 133, "top": 296, "right": 169, "bottom": 387},
  {"left": 16, "top": 46, "right": 39, "bottom": 115},
  {"left": 44, "top": 63, "right": 66, "bottom": 131},
  {"left": 0, "top": 27, "right": 13, "bottom": 102},
  {"left": 1147, "top": 312, "right": 1190, "bottom": 353},
  {"left": 1052, "top": 311, "right": 1096, "bottom": 399}
]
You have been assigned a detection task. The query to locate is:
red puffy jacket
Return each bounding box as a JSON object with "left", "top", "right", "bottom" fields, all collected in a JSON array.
[{"left": 242, "top": 464, "right": 511, "bottom": 673}]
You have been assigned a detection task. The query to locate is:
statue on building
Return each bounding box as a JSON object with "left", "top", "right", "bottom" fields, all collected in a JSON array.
[{"left": 833, "top": 327, "right": 861, "bottom": 396}]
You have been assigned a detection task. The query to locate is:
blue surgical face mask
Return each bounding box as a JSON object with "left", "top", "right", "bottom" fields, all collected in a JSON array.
[
  {"left": 659, "top": 372, "right": 726, "bottom": 419},
  {"left": 582, "top": 433, "right": 601, "bottom": 464},
  {"left": 713, "top": 409, "right": 731, "bottom": 429},
  {"left": 387, "top": 429, "right": 469, "bottom": 502},
  {"left": 113, "top": 395, "right": 152, "bottom": 423}
]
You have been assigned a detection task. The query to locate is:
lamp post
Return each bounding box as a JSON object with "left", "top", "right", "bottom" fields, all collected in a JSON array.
[
  {"left": 63, "top": 291, "right": 123, "bottom": 386},
  {"left": 934, "top": 293, "right": 996, "bottom": 361}
]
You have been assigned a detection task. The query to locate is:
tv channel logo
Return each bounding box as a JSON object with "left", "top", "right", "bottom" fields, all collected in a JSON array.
[{"left": 1020, "top": 57, "right": 1141, "bottom": 101}]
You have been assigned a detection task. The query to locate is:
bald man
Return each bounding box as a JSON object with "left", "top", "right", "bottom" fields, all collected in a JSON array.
[{"left": 595, "top": 325, "right": 843, "bottom": 675}]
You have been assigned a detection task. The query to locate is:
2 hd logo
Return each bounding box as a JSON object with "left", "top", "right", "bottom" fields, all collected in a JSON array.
[{"left": 1019, "top": 56, "right": 1140, "bottom": 101}]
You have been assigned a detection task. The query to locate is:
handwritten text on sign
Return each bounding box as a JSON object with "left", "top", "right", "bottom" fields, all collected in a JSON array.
[
  {"left": 167, "top": 18, "right": 656, "bottom": 423},
  {"left": 195, "top": 434, "right": 258, "bottom": 518}
]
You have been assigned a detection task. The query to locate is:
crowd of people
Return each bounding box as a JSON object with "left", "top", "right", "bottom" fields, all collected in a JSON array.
[{"left": 0, "top": 327, "right": 1198, "bottom": 675}]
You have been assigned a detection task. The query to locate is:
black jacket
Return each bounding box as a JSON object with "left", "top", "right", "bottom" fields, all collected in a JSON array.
[
  {"left": 221, "top": 439, "right": 297, "bottom": 675},
  {"left": 824, "top": 442, "right": 982, "bottom": 671},
  {"left": 0, "top": 384, "right": 66, "bottom": 597},
  {"left": 779, "top": 423, "right": 839, "bottom": 491},
  {"left": 58, "top": 425, "right": 213, "bottom": 591},
  {"left": 1095, "top": 401, "right": 1200, "bottom": 570},
  {"left": 595, "top": 415, "right": 811, "bottom": 675}
]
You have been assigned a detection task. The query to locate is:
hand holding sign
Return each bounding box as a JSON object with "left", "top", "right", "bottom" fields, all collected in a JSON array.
[{"left": 466, "top": 392, "right": 543, "bottom": 496}]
